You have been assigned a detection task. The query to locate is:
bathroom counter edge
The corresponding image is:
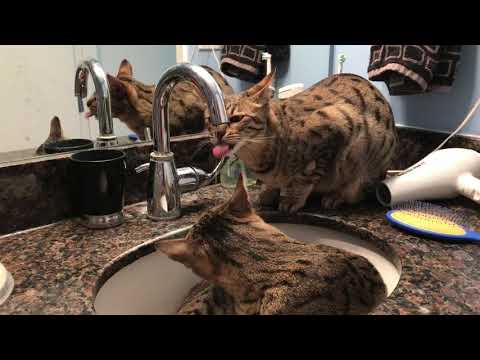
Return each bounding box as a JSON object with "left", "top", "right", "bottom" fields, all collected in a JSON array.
[{"left": 1, "top": 184, "right": 479, "bottom": 315}]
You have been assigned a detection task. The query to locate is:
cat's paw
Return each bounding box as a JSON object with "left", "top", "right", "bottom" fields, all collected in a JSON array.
[
  {"left": 279, "top": 197, "right": 305, "bottom": 214},
  {"left": 320, "top": 195, "right": 344, "bottom": 209}
]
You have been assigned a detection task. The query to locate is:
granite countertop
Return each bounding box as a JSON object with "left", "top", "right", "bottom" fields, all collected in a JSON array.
[
  {"left": 0, "top": 136, "right": 139, "bottom": 165},
  {"left": 1, "top": 184, "right": 479, "bottom": 315}
]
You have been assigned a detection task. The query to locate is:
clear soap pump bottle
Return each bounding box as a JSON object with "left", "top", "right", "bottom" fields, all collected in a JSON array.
[
  {"left": 220, "top": 50, "right": 274, "bottom": 189},
  {"left": 220, "top": 155, "right": 257, "bottom": 189}
]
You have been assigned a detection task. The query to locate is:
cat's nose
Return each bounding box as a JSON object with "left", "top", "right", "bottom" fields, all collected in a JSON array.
[
  {"left": 86, "top": 97, "right": 95, "bottom": 107},
  {"left": 216, "top": 124, "right": 228, "bottom": 142}
]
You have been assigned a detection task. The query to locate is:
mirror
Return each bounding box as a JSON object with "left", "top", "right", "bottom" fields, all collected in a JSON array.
[
  {"left": 0, "top": 45, "right": 179, "bottom": 164},
  {"left": 0, "top": 45, "right": 333, "bottom": 165}
]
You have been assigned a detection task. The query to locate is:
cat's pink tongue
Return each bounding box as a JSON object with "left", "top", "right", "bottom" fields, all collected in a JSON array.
[
  {"left": 84, "top": 111, "right": 92, "bottom": 119},
  {"left": 212, "top": 144, "right": 230, "bottom": 159}
]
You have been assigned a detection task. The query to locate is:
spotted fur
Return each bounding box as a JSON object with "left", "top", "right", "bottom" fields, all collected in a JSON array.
[
  {"left": 158, "top": 176, "right": 387, "bottom": 315},
  {"left": 211, "top": 72, "right": 398, "bottom": 212}
]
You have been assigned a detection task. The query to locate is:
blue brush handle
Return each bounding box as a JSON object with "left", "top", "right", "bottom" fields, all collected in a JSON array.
[
  {"left": 386, "top": 210, "right": 480, "bottom": 243},
  {"left": 465, "top": 230, "right": 480, "bottom": 242}
]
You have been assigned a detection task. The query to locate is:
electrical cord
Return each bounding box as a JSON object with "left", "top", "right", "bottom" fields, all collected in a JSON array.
[{"left": 387, "top": 96, "right": 480, "bottom": 176}]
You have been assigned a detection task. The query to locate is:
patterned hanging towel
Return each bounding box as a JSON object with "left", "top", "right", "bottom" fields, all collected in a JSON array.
[
  {"left": 221, "top": 45, "right": 290, "bottom": 83},
  {"left": 368, "top": 45, "right": 462, "bottom": 95}
]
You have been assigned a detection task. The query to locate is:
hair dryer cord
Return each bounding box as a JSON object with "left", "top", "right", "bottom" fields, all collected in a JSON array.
[{"left": 388, "top": 96, "right": 480, "bottom": 176}]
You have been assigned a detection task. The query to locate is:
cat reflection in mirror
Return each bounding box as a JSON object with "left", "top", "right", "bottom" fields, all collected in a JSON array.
[
  {"left": 36, "top": 116, "right": 65, "bottom": 155},
  {"left": 210, "top": 70, "right": 399, "bottom": 213},
  {"left": 85, "top": 59, "right": 235, "bottom": 140}
]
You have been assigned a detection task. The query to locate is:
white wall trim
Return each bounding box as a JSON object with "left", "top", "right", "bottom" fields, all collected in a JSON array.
[
  {"left": 72, "top": 45, "right": 98, "bottom": 67},
  {"left": 72, "top": 45, "right": 98, "bottom": 139},
  {"left": 176, "top": 45, "right": 189, "bottom": 63}
]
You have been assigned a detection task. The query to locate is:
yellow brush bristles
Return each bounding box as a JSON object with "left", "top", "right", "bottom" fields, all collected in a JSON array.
[
  {"left": 392, "top": 201, "right": 471, "bottom": 236},
  {"left": 391, "top": 210, "right": 466, "bottom": 235}
]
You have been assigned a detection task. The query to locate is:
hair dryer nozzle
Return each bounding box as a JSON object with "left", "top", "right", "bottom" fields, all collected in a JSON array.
[{"left": 376, "top": 148, "right": 480, "bottom": 207}]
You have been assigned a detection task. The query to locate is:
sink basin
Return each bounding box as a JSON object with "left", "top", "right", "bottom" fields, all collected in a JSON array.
[
  {"left": 94, "top": 219, "right": 401, "bottom": 315},
  {"left": 0, "top": 262, "right": 14, "bottom": 306}
]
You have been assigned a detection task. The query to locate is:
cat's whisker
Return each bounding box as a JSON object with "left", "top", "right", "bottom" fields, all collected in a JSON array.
[
  {"left": 234, "top": 146, "right": 262, "bottom": 161},
  {"left": 189, "top": 139, "right": 214, "bottom": 161},
  {"left": 224, "top": 136, "right": 275, "bottom": 159},
  {"left": 242, "top": 137, "right": 274, "bottom": 144},
  {"left": 229, "top": 140, "right": 268, "bottom": 162},
  {"left": 222, "top": 135, "right": 242, "bottom": 145},
  {"left": 229, "top": 139, "right": 248, "bottom": 156}
]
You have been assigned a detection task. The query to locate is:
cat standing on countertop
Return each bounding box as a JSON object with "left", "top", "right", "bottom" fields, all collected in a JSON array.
[
  {"left": 86, "top": 59, "right": 235, "bottom": 139},
  {"left": 210, "top": 71, "right": 398, "bottom": 212}
]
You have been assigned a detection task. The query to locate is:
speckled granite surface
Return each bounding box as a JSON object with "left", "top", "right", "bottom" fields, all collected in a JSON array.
[
  {"left": 0, "top": 134, "right": 215, "bottom": 235},
  {"left": 2, "top": 126, "right": 479, "bottom": 236},
  {"left": 1, "top": 184, "right": 479, "bottom": 315},
  {"left": 0, "top": 136, "right": 139, "bottom": 165}
]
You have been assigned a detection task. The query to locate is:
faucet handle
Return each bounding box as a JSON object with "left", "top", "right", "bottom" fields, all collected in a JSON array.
[
  {"left": 177, "top": 167, "right": 205, "bottom": 193},
  {"left": 177, "top": 157, "right": 227, "bottom": 193},
  {"left": 144, "top": 127, "right": 152, "bottom": 142},
  {"left": 135, "top": 163, "right": 150, "bottom": 174}
]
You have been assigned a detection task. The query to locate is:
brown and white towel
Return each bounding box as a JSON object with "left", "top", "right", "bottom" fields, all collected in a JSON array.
[
  {"left": 221, "top": 45, "right": 290, "bottom": 82},
  {"left": 368, "top": 45, "right": 462, "bottom": 95}
]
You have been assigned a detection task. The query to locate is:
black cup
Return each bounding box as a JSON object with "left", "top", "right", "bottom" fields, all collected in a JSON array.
[
  {"left": 44, "top": 139, "right": 94, "bottom": 154},
  {"left": 69, "top": 149, "right": 126, "bottom": 229}
]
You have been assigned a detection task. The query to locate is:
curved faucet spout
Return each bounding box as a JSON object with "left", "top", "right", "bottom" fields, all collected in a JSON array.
[
  {"left": 152, "top": 63, "right": 229, "bottom": 154},
  {"left": 146, "top": 63, "right": 230, "bottom": 221},
  {"left": 74, "top": 58, "right": 117, "bottom": 147}
]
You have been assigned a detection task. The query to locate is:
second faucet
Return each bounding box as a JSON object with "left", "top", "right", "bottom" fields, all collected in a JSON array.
[{"left": 136, "top": 63, "right": 230, "bottom": 221}]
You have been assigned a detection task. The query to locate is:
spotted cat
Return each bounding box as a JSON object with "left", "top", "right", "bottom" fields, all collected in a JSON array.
[
  {"left": 158, "top": 176, "right": 387, "bottom": 315},
  {"left": 86, "top": 59, "right": 234, "bottom": 139},
  {"left": 210, "top": 71, "right": 398, "bottom": 213}
]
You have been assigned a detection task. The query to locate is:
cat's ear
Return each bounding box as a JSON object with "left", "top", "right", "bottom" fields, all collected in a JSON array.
[
  {"left": 157, "top": 238, "right": 193, "bottom": 261},
  {"left": 157, "top": 237, "right": 216, "bottom": 279},
  {"left": 244, "top": 69, "right": 276, "bottom": 102},
  {"left": 49, "top": 116, "right": 63, "bottom": 138},
  {"left": 107, "top": 74, "right": 127, "bottom": 96},
  {"left": 107, "top": 73, "right": 139, "bottom": 106},
  {"left": 117, "top": 59, "right": 133, "bottom": 81},
  {"left": 228, "top": 174, "right": 253, "bottom": 217},
  {"left": 115, "top": 60, "right": 139, "bottom": 106},
  {"left": 124, "top": 82, "right": 139, "bottom": 106}
]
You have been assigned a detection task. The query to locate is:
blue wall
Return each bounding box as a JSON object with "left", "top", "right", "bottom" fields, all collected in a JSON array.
[
  {"left": 95, "top": 45, "right": 176, "bottom": 136},
  {"left": 276, "top": 45, "right": 331, "bottom": 88},
  {"left": 186, "top": 46, "right": 250, "bottom": 93},
  {"left": 96, "top": 45, "right": 480, "bottom": 137},
  {"left": 333, "top": 45, "right": 480, "bottom": 137},
  {"left": 97, "top": 45, "right": 176, "bottom": 85},
  {"left": 187, "top": 45, "right": 332, "bottom": 94}
]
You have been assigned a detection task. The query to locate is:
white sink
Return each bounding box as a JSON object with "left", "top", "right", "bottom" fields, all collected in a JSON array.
[
  {"left": 0, "top": 262, "right": 14, "bottom": 306},
  {"left": 94, "top": 222, "right": 401, "bottom": 315}
]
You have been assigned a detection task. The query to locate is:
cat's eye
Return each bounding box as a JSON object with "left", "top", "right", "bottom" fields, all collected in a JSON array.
[{"left": 229, "top": 116, "right": 243, "bottom": 123}]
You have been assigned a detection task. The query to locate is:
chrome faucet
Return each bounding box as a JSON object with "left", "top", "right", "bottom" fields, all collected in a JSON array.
[
  {"left": 74, "top": 58, "right": 118, "bottom": 147},
  {"left": 135, "top": 63, "right": 229, "bottom": 220}
]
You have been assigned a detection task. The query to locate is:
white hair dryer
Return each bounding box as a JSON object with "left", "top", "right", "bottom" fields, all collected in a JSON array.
[{"left": 376, "top": 148, "right": 480, "bottom": 206}]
